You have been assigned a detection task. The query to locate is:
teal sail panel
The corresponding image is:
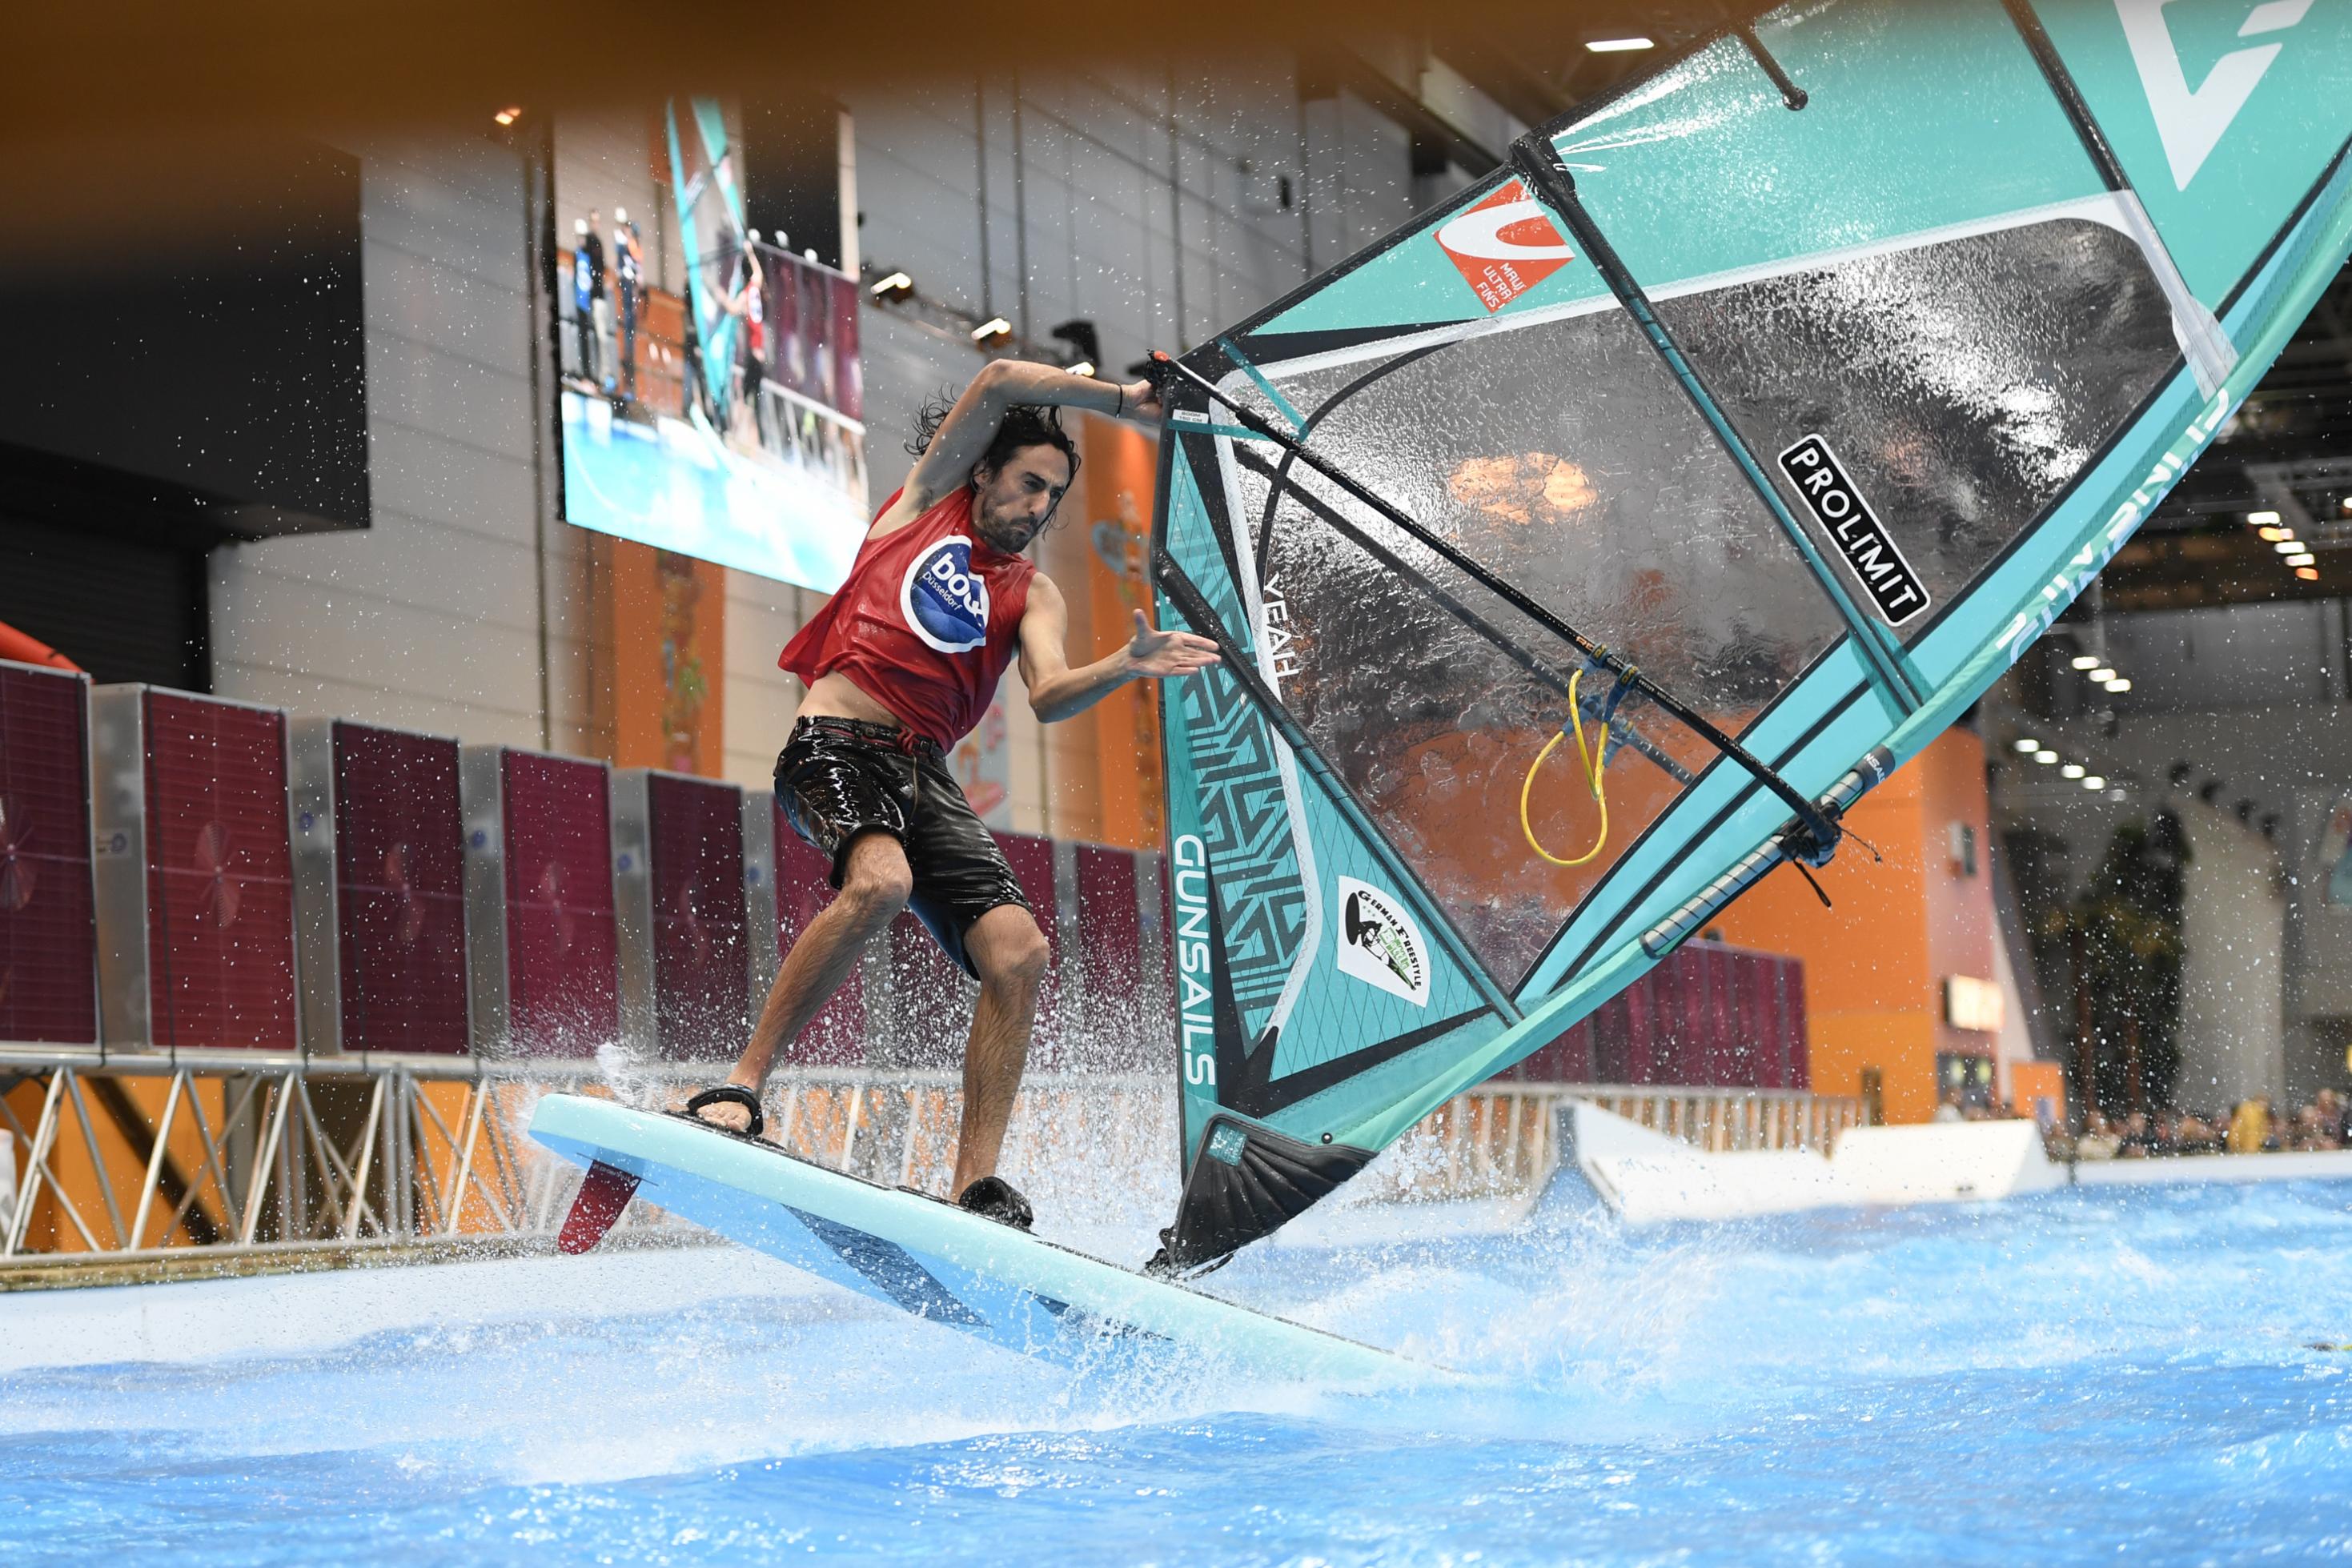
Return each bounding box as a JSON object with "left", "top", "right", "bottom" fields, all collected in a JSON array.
[
  {"left": 1150, "top": 0, "right": 2352, "bottom": 1269},
  {"left": 665, "top": 98, "right": 749, "bottom": 419}
]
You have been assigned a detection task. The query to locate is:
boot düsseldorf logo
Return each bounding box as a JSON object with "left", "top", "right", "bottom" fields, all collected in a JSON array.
[{"left": 901, "top": 535, "right": 991, "bottom": 653}]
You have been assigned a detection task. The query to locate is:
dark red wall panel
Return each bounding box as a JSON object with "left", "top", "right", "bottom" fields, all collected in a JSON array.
[
  {"left": 333, "top": 723, "right": 467, "bottom": 1054},
  {"left": 1001, "top": 832, "right": 1061, "bottom": 1066},
  {"left": 143, "top": 692, "right": 296, "bottom": 1051},
  {"left": 773, "top": 796, "right": 863, "bottom": 1066},
  {"left": 0, "top": 666, "right": 96, "bottom": 1044},
  {"left": 1073, "top": 844, "right": 1147, "bottom": 1071},
  {"left": 648, "top": 773, "right": 747, "bottom": 1062},
  {"left": 1507, "top": 944, "right": 1808, "bottom": 1093},
  {"left": 504, "top": 752, "right": 619, "bottom": 1058}
]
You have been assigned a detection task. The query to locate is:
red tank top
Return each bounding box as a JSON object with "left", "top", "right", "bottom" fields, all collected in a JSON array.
[{"left": 779, "top": 486, "right": 1036, "bottom": 749}]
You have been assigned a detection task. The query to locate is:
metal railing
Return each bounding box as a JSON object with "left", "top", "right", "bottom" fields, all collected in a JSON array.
[
  {"left": 0, "top": 1057, "right": 1860, "bottom": 1268},
  {"left": 0, "top": 1057, "right": 1170, "bottom": 1265},
  {"left": 1360, "top": 1084, "right": 1867, "bottom": 1203}
]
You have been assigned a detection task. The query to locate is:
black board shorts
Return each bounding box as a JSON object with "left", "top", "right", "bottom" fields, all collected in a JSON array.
[{"left": 774, "top": 716, "right": 1032, "bottom": 979}]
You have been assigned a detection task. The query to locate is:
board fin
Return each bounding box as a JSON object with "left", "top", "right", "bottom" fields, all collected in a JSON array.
[{"left": 558, "top": 1159, "right": 641, "bottom": 1254}]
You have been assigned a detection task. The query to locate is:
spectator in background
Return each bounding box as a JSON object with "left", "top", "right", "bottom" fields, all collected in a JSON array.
[
  {"left": 2076, "top": 1112, "right": 2121, "bottom": 1161},
  {"left": 614, "top": 207, "right": 644, "bottom": 400},
  {"left": 2117, "top": 1111, "right": 2157, "bottom": 1158},
  {"left": 2227, "top": 1097, "right": 2273, "bottom": 1155},
  {"left": 584, "top": 209, "right": 612, "bottom": 393},
  {"left": 2321, "top": 1088, "right": 2350, "bottom": 1145},
  {"left": 571, "top": 217, "right": 601, "bottom": 388},
  {"left": 2289, "top": 1102, "right": 2342, "bottom": 1152},
  {"left": 2173, "top": 1112, "right": 2220, "bottom": 1154}
]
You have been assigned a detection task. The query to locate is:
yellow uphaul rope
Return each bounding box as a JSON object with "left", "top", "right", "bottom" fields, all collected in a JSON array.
[{"left": 1520, "top": 668, "right": 1613, "bottom": 868}]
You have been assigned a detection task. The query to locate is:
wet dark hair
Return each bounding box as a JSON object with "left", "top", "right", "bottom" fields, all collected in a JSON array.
[{"left": 907, "top": 388, "right": 1082, "bottom": 494}]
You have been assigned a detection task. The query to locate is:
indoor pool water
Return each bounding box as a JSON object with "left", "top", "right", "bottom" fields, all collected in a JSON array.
[{"left": 4, "top": 1176, "right": 2351, "bottom": 1565}]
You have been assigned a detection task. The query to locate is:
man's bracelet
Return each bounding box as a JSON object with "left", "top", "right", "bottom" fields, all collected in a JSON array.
[{"left": 1114, "top": 384, "right": 1126, "bottom": 418}]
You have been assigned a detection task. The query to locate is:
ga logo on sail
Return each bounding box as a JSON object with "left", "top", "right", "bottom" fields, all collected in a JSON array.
[{"left": 1335, "top": 876, "right": 1431, "bottom": 1008}]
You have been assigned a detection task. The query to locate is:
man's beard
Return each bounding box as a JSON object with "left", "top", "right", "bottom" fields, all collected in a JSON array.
[{"left": 973, "top": 500, "right": 1039, "bottom": 555}]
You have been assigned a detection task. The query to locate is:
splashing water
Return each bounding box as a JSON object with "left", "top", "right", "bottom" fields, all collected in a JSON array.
[{"left": 4, "top": 1175, "right": 2351, "bottom": 1565}]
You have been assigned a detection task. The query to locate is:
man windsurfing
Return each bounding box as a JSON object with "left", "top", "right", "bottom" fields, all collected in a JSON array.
[{"left": 684, "top": 360, "right": 1218, "bottom": 1229}]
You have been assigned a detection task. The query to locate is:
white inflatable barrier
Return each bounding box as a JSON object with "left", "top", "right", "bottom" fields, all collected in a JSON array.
[{"left": 1571, "top": 1103, "right": 2352, "bottom": 1224}]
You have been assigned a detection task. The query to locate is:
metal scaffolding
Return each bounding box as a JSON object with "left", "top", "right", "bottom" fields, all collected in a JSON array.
[{"left": 0, "top": 1055, "right": 1858, "bottom": 1269}]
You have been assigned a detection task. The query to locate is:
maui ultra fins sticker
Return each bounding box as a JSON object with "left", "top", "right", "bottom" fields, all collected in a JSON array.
[
  {"left": 1434, "top": 179, "right": 1575, "bottom": 313},
  {"left": 1777, "top": 435, "right": 1930, "bottom": 628},
  {"left": 1335, "top": 876, "right": 1430, "bottom": 1008}
]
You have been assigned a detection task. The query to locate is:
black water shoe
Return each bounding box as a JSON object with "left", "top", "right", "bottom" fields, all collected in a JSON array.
[{"left": 956, "top": 1175, "right": 1034, "bottom": 1232}]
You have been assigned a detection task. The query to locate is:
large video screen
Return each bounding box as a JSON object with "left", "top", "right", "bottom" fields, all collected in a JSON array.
[{"left": 553, "top": 99, "right": 867, "bottom": 591}]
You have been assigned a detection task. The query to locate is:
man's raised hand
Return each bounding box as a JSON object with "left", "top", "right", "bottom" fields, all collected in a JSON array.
[
  {"left": 1125, "top": 610, "right": 1219, "bottom": 680},
  {"left": 1118, "top": 378, "right": 1166, "bottom": 424}
]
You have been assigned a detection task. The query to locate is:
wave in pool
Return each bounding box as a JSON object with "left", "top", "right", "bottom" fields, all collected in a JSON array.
[{"left": 3, "top": 1177, "right": 2351, "bottom": 1565}]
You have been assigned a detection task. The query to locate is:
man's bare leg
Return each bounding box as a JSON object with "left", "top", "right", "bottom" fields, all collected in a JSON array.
[
  {"left": 949, "top": 904, "right": 1050, "bottom": 1197},
  {"left": 695, "top": 831, "right": 913, "bottom": 1132}
]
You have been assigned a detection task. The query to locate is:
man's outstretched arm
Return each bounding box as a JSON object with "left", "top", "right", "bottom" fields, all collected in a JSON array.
[
  {"left": 1018, "top": 576, "right": 1218, "bottom": 724},
  {"left": 894, "top": 361, "right": 1161, "bottom": 523}
]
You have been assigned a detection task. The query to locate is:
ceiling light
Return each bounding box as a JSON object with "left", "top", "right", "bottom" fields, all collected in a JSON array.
[
  {"left": 2108, "top": 787, "right": 2128, "bottom": 801},
  {"left": 2342, "top": 497, "right": 2352, "bottom": 513},
  {"left": 2069, "top": 653, "right": 2101, "bottom": 670},
  {"left": 492, "top": 106, "right": 522, "bottom": 127},
  {"left": 2035, "top": 749, "right": 2059, "bottom": 764},
  {"left": 2061, "top": 763, "right": 2085, "bottom": 779},
  {"left": 2276, "top": 539, "right": 2305, "bottom": 554},
  {"left": 1587, "top": 36, "right": 1656, "bottom": 51},
  {"left": 869, "top": 271, "right": 914, "bottom": 302},
  {"left": 2288, "top": 551, "right": 2317, "bottom": 567},
  {"left": 2090, "top": 668, "right": 2117, "bottom": 683},
  {"left": 971, "top": 316, "right": 1013, "bottom": 345},
  {"left": 2298, "top": 566, "right": 2321, "bottom": 580},
  {"left": 2015, "top": 737, "right": 2041, "bottom": 753},
  {"left": 2258, "top": 526, "right": 2287, "bottom": 542},
  {"left": 1066, "top": 360, "right": 1095, "bottom": 379},
  {"left": 2082, "top": 776, "right": 2106, "bottom": 790},
  {"left": 2109, "top": 677, "right": 2133, "bottom": 692},
  {"left": 2249, "top": 509, "right": 2282, "bottom": 525}
]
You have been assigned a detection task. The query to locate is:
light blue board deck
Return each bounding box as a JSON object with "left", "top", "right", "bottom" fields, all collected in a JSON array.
[{"left": 528, "top": 1094, "right": 1438, "bottom": 1388}]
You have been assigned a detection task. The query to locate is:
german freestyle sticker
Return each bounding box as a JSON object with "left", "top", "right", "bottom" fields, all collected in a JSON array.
[{"left": 1776, "top": 434, "right": 1929, "bottom": 626}]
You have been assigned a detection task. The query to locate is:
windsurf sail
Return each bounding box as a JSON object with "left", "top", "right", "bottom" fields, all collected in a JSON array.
[
  {"left": 1151, "top": 0, "right": 2352, "bottom": 1269},
  {"left": 666, "top": 98, "right": 750, "bottom": 423}
]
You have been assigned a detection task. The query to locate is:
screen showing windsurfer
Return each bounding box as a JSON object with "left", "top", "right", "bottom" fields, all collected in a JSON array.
[{"left": 684, "top": 361, "right": 1218, "bottom": 1228}]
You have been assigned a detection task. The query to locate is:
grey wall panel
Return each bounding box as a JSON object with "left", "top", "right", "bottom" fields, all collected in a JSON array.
[
  {"left": 87, "top": 684, "right": 153, "bottom": 1056},
  {"left": 609, "top": 768, "right": 656, "bottom": 1056},
  {"left": 459, "top": 744, "right": 512, "bottom": 1055},
  {"left": 287, "top": 716, "right": 343, "bottom": 1055},
  {"left": 743, "top": 788, "right": 781, "bottom": 1005}
]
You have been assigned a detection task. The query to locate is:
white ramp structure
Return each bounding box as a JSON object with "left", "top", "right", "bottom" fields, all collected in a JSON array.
[
  {"left": 1572, "top": 1103, "right": 2352, "bottom": 1224},
  {"left": 1575, "top": 1104, "right": 2058, "bottom": 1223}
]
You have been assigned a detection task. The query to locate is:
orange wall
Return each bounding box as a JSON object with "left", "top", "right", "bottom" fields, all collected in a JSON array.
[
  {"left": 1039, "top": 415, "right": 1163, "bottom": 850},
  {"left": 5, "top": 1074, "right": 232, "bottom": 1252},
  {"left": 2010, "top": 1060, "right": 2067, "bottom": 1125},
  {"left": 1715, "top": 728, "right": 2000, "bottom": 1123},
  {"left": 2, "top": 1074, "right": 522, "bottom": 1252},
  {"left": 591, "top": 536, "right": 728, "bottom": 776}
]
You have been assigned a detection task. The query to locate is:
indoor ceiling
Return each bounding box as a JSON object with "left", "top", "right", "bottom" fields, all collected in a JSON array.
[
  {"left": 10, "top": 1, "right": 2346, "bottom": 620},
  {"left": 2097, "top": 261, "right": 2352, "bottom": 613}
]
